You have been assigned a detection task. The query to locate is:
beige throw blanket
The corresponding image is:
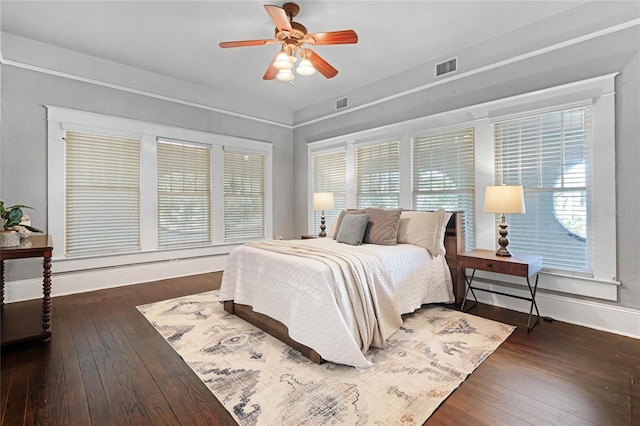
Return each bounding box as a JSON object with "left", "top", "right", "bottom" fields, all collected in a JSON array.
[{"left": 246, "top": 240, "right": 402, "bottom": 353}]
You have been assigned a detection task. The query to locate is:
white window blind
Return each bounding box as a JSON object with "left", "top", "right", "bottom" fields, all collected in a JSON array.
[
  {"left": 494, "top": 106, "right": 592, "bottom": 273},
  {"left": 224, "top": 151, "right": 265, "bottom": 241},
  {"left": 313, "top": 150, "right": 346, "bottom": 233},
  {"left": 412, "top": 128, "right": 476, "bottom": 249},
  {"left": 65, "top": 131, "right": 140, "bottom": 255},
  {"left": 355, "top": 140, "right": 400, "bottom": 209},
  {"left": 157, "top": 140, "right": 211, "bottom": 247}
]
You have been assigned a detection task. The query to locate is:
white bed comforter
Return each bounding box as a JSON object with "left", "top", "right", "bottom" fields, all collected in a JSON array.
[{"left": 218, "top": 238, "right": 453, "bottom": 368}]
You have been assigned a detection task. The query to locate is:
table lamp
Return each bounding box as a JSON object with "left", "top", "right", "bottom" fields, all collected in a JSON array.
[
  {"left": 313, "top": 192, "right": 334, "bottom": 237},
  {"left": 484, "top": 185, "right": 526, "bottom": 257}
]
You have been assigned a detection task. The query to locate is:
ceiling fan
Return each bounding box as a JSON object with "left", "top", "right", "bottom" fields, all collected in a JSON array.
[{"left": 219, "top": 2, "right": 358, "bottom": 83}]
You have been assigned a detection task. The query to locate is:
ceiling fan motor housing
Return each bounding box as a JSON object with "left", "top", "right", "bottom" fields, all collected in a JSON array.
[{"left": 275, "top": 21, "right": 308, "bottom": 43}]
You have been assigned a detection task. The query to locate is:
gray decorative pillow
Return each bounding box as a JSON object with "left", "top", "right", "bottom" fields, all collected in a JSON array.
[
  {"left": 336, "top": 214, "right": 370, "bottom": 246},
  {"left": 332, "top": 209, "right": 367, "bottom": 240},
  {"left": 363, "top": 208, "right": 402, "bottom": 245}
]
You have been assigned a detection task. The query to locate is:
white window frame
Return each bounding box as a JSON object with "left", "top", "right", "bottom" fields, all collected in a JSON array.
[
  {"left": 156, "top": 138, "right": 213, "bottom": 248},
  {"left": 307, "top": 73, "right": 618, "bottom": 300},
  {"left": 223, "top": 146, "right": 271, "bottom": 242},
  {"left": 47, "top": 106, "right": 273, "bottom": 273},
  {"left": 411, "top": 125, "right": 476, "bottom": 250},
  {"left": 354, "top": 137, "right": 401, "bottom": 209},
  {"left": 310, "top": 147, "right": 347, "bottom": 235}
]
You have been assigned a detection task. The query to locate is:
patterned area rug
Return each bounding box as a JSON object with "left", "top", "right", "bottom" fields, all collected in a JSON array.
[{"left": 138, "top": 291, "right": 514, "bottom": 425}]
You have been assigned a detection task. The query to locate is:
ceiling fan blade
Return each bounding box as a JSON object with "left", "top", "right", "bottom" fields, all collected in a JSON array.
[
  {"left": 304, "top": 30, "right": 358, "bottom": 45},
  {"left": 219, "top": 39, "right": 276, "bottom": 48},
  {"left": 306, "top": 49, "right": 338, "bottom": 79},
  {"left": 263, "top": 53, "right": 280, "bottom": 80},
  {"left": 264, "top": 4, "right": 293, "bottom": 32}
]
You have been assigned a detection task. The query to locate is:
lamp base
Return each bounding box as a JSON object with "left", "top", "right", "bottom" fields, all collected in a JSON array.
[
  {"left": 319, "top": 211, "right": 326, "bottom": 237},
  {"left": 495, "top": 215, "right": 512, "bottom": 257},
  {"left": 495, "top": 246, "right": 512, "bottom": 257}
]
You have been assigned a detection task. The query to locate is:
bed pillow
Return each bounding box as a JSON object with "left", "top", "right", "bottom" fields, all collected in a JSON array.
[
  {"left": 326, "top": 215, "right": 339, "bottom": 238},
  {"left": 397, "top": 209, "right": 446, "bottom": 256},
  {"left": 332, "top": 209, "right": 368, "bottom": 240},
  {"left": 336, "top": 213, "right": 370, "bottom": 246},
  {"left": 363, "top": 208, "right": 402, "bottom": 245}
]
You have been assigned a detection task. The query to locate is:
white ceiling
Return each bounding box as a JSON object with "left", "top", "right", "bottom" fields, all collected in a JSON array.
[{"left": 1, "top": 1, "right": 589, "bottom": 114}]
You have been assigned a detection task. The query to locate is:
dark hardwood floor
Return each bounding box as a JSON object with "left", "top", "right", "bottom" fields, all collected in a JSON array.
[{"left": 1, "top": 272, "right": 638, "bottom": 425}]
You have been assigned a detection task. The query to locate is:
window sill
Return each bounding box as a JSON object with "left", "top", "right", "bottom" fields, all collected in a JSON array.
[{"left": 52, "top": 242, "right": 246, "bottom": 274}]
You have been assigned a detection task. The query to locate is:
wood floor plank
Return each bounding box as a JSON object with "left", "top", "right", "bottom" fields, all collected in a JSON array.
[
  {"left": 1, "top": 347, "right": 28, "bottom": 426},
  {"left": 1, "top": 272, "right": 638, "bottom": 426},
  {"left": 118, "top": 297, "right": 234, "bottom": 424},
  {"left": 24, "top": 346, "right": 47, "bottom": 426},
  {"left": 49, "top": 296, "right": 88, "bottom": 425},
  {"left": 67, "top": 291, "right": 119, "bottom": 426},
  {"left": 79, "top": 290, "right": 178, "bottom": 425},
  {"left": 473, "top": 354, "right": 602, "bottom": 425},
  {"left": 45, "top": 302, "right": 70, "bottom": 425}
]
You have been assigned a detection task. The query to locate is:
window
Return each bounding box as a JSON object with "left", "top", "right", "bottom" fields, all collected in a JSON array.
[
  {"left": 307, "top": 75, "right": 616, "bottom": 300},
  {"left": 412, "top": 128, "right": 475, "bottom": 249},
  {"left": 48, "top": 107, "right": 273, "bottom": 271},
  {"left": 157, "top": 140, "right": 211, "bottom": 247},
  {"left": 65, "top": 131, "right": 141, "bottom": 255},
  {"left": 224, "top": 151, "right": 266, "bottom": 242},
  {"left": 494, "top": 106, "right": 592, "bottom": 273},
  {"left": 355, "top": 140, "right": 400, "bottom": 208},
  {"left": 312, "top": 150, "right": 346, "bottom": 234}
]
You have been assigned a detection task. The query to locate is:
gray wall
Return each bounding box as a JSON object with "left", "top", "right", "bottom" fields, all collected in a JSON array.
[
  {"left": 1, "top": 65, "right": 294, "bottom": 280},
  {"left": 293, "top": 26, "right": 640, "bottom": 309}
]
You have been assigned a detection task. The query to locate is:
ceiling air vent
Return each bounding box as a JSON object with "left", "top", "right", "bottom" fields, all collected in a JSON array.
[
  {"left": 435, "top": 57, "right": 457, "bottom": 78},
  {"left": 336, "top": 97, "right": 348, "bottom": 111}
]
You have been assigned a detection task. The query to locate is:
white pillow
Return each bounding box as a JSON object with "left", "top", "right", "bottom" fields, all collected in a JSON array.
[
  {"left": 397, "top": 209, "right": 447, "bottom": 256},
  {"left": 326, "top": 213, "right": 340, "bottom": 238}
]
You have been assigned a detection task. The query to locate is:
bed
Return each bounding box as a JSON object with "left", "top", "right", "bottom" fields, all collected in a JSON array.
[{"left": 218, "top": 209, "right": 465, "bottom": 369}]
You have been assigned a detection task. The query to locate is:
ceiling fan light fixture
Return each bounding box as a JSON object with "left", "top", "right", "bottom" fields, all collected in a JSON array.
[
  {"left": 296, "top": 57, "right": 315, "bottom": 75},
  {"left": 273, "top": 51, "right": 293, "bottom": 70},
  {"left": 276, "top": 68, "right": 295, "bottom": 82},
  {"left": 219, "top": 3, "right": 358, "bottom": 82}
]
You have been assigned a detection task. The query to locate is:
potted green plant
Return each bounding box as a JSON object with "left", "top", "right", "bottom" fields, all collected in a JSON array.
[{"left": 0, "top": 201, "right": 42, "bottom": 247}]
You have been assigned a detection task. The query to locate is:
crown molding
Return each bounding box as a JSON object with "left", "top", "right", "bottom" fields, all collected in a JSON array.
[
  {"left": 293, "top": 18, "right": 639, "bottom": 129},
  {"left": 0, "top": 45, "right": 293, "bottom": 129},
  {"left": 1, "top": 18, "right": 637, "bottom": 130}
]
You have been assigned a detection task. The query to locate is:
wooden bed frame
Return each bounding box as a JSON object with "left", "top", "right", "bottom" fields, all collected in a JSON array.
[{"left": 223, "top": 211, "right": 466, "bottom": 365}]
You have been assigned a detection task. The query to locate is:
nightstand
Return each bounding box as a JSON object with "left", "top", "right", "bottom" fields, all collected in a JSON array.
[
  {"left": 458, "top": 249, "right": 543, "bottom": 331},
  {"left": 301, "top": 235, "right": 320, "bottom": 239}
]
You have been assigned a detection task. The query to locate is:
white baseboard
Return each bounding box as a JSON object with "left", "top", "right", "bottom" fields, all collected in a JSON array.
[
  {"left": 470, "top": 281, "right": 640, "bottom": 339},
  {"left": 3, "top": 255, "right": 228, "bottom": 303}
]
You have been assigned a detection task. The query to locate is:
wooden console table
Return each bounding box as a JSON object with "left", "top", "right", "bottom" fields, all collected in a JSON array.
[
  {"left": 1, "top": 235, "right": 53, "bottom": 347},
  {"left": 458, "top": 249, "right": 543, "bottom": 331}
]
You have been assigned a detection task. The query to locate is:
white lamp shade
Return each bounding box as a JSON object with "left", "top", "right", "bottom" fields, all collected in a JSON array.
[
  {"left": 484, "top": 185, "right": 526, "bottom": 214},
  {"left": 273, "top": 52, "right": 293, "bottom": 70},
  {"left": 297, "top": 58, "right": 316, "bottom": 75},
  {"left": 313, "top": 192, "right": 335, "bottom": 210},
  {"left": 276, "top": 69, "right": 295, "bottom": 82}
]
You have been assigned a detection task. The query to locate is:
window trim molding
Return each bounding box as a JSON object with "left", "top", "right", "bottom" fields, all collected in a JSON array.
[
  {"left": 307, "top": 73, "right": 619, "bottom": 300},
  {"left": 47, "top": 105, "right": 273, "bottom": 272}
]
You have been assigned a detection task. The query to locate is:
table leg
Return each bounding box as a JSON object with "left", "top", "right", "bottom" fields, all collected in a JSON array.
[
  {"left": 1, "top": 259, "right": 4, "bottom": 309},
  {"left": 42, "top": 255, "right": 52, "bottom": 340},
  {"left": 460, "top": 268, "right": 478, "bottom": 312},
  {"left": 525, "top": 274, "right": 540, "bottom": 331}
]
